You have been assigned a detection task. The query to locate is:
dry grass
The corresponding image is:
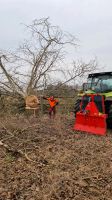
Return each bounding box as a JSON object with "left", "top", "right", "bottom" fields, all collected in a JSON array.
[{"left": 0, "top": 114, "right": 112, "bottom": 200}]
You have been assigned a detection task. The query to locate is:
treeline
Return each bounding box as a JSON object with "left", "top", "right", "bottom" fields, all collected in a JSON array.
[
  {"left": 40, "top": 83, "right": 78, "bottom": 97},
  {"left": 0, "top": 83, "right": 78, "bottom": 115}
]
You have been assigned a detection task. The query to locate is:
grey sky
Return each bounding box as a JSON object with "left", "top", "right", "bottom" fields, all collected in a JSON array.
[{"left": 0, "top": 0, "right": 112, "bottom": 70}]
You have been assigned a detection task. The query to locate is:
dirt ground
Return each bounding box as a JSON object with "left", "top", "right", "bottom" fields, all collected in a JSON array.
[{"left": 0, "top": 114, "right": 112, "bottom": 200}]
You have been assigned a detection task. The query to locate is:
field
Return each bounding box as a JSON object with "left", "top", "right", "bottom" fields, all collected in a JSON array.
[{"left": 0, "top": 114, "right": 112, "bottom": 200}]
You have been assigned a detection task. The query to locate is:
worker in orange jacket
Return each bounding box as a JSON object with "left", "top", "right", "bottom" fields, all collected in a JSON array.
[{"left": 43, "top": 96, "right": 59, "bottom": 118}]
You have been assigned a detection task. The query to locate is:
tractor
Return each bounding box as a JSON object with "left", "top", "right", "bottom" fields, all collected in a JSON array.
[{"left": 74, "top": 72, "right": 112, "bottom": 135}]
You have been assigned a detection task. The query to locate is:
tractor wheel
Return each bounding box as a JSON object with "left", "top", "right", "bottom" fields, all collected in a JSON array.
[
  {"left": 107, "top": 117, "right": 112, "bottom": 129},
  {"left": 105, "top": 101, "right": 112, "bottom": 128},
  {"left": 74, "top": 99, "right": 81, "bottom": 116},
  {"left": 107, "top": 110, "right": 112, "bottom": 129}
]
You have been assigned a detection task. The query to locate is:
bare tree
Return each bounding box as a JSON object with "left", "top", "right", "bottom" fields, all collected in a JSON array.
[
  {"left": 14, "top": 18, "right": 77, "bottom": 95},
  {"left": 59, "top": 59, "right": 98, "bottom": 86},
  {"left": 43, "top": 59, "right": 98, "bottom": 93},
  {"left": 0, "top": 54, "right": 25, "bottom": 96},
  {"left": 0, "top": 18, "right": 98, "bottom": 98}
]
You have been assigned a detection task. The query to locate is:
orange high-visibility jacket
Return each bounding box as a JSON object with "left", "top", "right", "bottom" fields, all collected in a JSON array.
[{"left": 47, "top": 98, "right": 58, "bottom": 108}]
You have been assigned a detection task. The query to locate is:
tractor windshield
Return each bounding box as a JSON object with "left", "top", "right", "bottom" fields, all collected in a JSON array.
[{"left": 89, "top": 75, "right": 112, "bottom": 93}]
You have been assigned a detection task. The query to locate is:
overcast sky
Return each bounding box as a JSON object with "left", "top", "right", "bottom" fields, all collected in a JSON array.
[{"left": 0, "top": 0, "right": 112, "bottom": 71}]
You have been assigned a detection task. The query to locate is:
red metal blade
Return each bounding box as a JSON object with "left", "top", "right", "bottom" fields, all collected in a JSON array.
[{"left": 74, "top": 113, "right": 107, "bottom": 135}]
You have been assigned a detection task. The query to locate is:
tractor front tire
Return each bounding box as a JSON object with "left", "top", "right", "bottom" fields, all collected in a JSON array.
[
  {"left": 74, "top": 99, "right": 81, "bottom": 116},
  {"left": 105, "top": 101, "right": 112, "bottom": 128}
]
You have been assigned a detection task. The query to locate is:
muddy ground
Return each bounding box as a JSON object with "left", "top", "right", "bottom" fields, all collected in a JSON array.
[{"left": 0, "top": 114, "right": 112, "bottom": 200}]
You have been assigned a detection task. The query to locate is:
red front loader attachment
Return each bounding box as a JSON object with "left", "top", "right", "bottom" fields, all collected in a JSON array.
[{"left": 73, "top": 94, "right": 107, "bottom": 135}]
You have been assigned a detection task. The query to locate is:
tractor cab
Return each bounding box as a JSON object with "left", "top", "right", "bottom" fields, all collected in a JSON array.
[{"left": 83, "top": 72, "right": 112, "bottom": 96}]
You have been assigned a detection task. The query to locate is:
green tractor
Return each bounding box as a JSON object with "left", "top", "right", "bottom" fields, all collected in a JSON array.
[{"left": 74, "top": 72, "right": 112, "bottom": 127}]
